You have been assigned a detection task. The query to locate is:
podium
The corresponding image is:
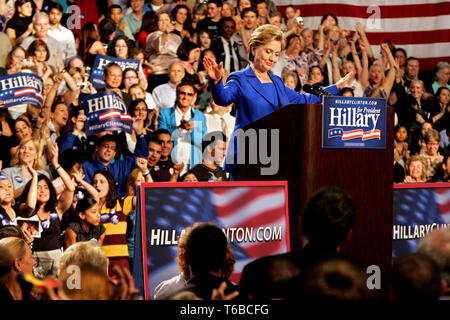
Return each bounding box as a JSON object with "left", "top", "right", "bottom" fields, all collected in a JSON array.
[{"left": 236, "top": 103, "right": 394, "bottom": 275}]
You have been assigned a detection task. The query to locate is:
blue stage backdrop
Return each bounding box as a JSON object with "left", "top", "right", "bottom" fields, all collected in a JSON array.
[{"left": 133, "top": 181, "right": 290, "bottom": 300}]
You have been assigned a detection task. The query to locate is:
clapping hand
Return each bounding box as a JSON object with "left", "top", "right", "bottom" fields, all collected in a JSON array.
[{"left": 336, "top": 70, "right": 355, "bottom": 90}]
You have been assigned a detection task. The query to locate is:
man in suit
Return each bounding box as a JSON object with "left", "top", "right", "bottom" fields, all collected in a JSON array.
[
  {"left": 158, "top": 81, "right": 207, "bottom": 176},
  {"left": 211, "top": 17, "right": 241, "bottom": 73}
]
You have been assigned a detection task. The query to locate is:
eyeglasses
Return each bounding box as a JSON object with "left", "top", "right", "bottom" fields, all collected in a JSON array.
[
  {"left": 427, "top": 142, "right": 439, "bottom": 146},
  {"left": 101, "top": 144, "right": 116, "bottom": 150},
  {"left": 179, "top": 91, "right": 194, "bottom": 97},
  {"left": 134, "top": 107, "right": 147, "bottom": 112}
]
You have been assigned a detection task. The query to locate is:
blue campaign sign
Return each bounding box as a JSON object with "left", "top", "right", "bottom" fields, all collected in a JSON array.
[
  {"left": 82, "top": 90, "right": 132, "bottom": 135},
  {"left": 0, "top": 73, "right": 43, "bottom": 109},
  {"left": 89, "top": 54, "right": 140, "bottom": 88},
  {"left": 322, "top": 96, "right": 386, "bottom": 149}
]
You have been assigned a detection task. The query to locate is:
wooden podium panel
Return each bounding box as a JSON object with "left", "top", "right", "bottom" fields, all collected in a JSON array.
[{"left": 236, "top": 103, "right": 394, "bottom": 275}]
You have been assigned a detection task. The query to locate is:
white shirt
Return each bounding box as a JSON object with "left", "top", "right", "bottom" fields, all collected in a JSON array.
[
  {"left": 173, "top": 106, "right": 193, "bottom": 176},
  {"left": 205, "top": 111, "right": 235, "bottom": 138},
  {"left": 48, "top": 24, "right": 77, "bottom": 60},
  {"left": 221, "top": 36, "right": 239, "bottom": 73},
  {"left": 152, "top": 82, "right": 177, "bottom": 109},
  {"left": 346, "top": 78, "right": 364, "bottom": 97}
]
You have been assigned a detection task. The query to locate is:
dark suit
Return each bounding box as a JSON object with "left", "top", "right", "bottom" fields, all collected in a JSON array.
[{"left": 211, "top": 37, "right": 241, "bottom": 73}]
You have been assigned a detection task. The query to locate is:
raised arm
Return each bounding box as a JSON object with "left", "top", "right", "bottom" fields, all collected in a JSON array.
[
  {"left": 72, "top": 171, "right": 99, "bottom": 203},
  {"left": 359, "top": 40, "right": 370, "bottom": 89},
  {"left": 19, "top": 164, "right": 38, "bottom": 217},
  {"left": 355, "top": 22, "right": 374, "bottom": 59},
  {"left": 331, "top": 42, "right": 341, "bottom": 84},
  {"left": 380, "top": 43, "right": 399, "bottom": 98}
]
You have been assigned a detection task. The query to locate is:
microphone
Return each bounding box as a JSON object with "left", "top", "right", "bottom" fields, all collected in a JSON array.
[{"left": 303, "top": 84, "right": 332, "bottom": 98}]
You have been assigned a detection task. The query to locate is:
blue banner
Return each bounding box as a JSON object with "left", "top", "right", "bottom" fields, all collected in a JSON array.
[
  {"left": 392, "top": 184, "right": 450, "bottom": 260},
  {"left": 89, "top": 54, "right": 140, "bottom": 88},
  {"left": 82, "top": 90, "right": 132, "bottom": 135},
  {"left": 322, "top": 96, "right": 386, "bottom": 149},
  {"left": 0, "top": 73, "right": 43, "bottom": 108}
]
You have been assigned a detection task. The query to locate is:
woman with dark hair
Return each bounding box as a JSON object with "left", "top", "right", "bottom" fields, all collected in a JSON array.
[
  {"left": 78, "top": 22, "right": 107, "bottom": 69},
  {"left": 18, "top": 142, "right": 75, "bottom": 278},
  {"left": 171, "top": 4, "right": 194, "bottom": 41},
  {"left": 107, "top": 35, "right": 134, "bottom": 59},
  {"left": 92, "top": 169, "right": 138, "bottom": 277},
  {"left": 177, "top": 39, "right": 202, "bottom": 88},
  {"left": 5, "top": 0, "right": 34, "bottom": 46},
  {"left": 122, "top": 99, "right": 156, "bottom": 153},
  {"left": 430, "top": 87, "right": 450, "bottom": 132},
  {"left": 136, "top": 11, "right": 156, "bottom": 49},
  {"left": 9, "top": 116, "right": 33, "bottom": 159},
  {"left": 26, "top": 39, "right": 54, "bottom": 79},
  {"left": 64, "top": 195, "right": 105, "bottom": 248}
]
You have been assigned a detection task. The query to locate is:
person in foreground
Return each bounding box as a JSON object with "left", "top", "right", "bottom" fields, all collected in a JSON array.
[{"left": 203, "top": 24, "right": 354, "bottom": 178}]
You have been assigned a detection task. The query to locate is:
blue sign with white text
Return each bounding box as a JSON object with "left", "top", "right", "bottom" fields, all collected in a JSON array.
[
  {"left": 89, "top": 54, "right": 140, "bottom": 88},
  {"left": 82, "top": 90, "right": 132, "bottom": 135},
  {"left": 0, "top": 73, "right": 43, "bottom": 109},
  {"left": 322, "top": 96, "right": 386, "bottom": 149}
]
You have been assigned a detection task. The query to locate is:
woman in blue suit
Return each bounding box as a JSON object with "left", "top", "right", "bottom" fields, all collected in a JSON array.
[{"left": 203, "top": 24, "right": 354, "bottom": 179}]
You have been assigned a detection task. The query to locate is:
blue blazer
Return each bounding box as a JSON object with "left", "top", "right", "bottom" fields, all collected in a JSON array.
[
  {"left": 210, "top": 65, "right": 339, "bottom": 178},
  {"left": 210, "top": 65, "right": 338, "bottom": 129},
  {"left": 158, "top": 106, "right": 207, "bottom": 169}
]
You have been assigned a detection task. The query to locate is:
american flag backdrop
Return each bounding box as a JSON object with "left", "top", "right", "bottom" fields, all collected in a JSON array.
[
  {"left": 277, "top": 0, "right": 450, "bottom": 70},
  {"left": 134, "top": 182, "right": 289, "bottom": 299},
  {"left": 392, "top": 184, "right": 450, "bottom": 259}
]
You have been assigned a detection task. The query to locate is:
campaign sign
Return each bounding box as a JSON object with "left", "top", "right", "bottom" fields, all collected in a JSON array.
[
  {"left": 82, "top": 90, "right": 132, "bottom": 135},
  {"left": 0, "top": 73, "right": 43, "bottom": 108},
  {"left": 89, "top": 54, "right": 140, "bottom": 88},
  {"left": 133, "top": 181, "right": 290, "bottom": 300},
  {"left": 392, "top": 183, "right": 450, "bottom": 259},
  {"left": 322, "top": 96, "right": 386, "bottom": 149}
]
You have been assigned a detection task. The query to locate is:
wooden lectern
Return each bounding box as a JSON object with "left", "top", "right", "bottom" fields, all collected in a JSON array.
[{"left": 236, "top": 103, "right": 394, "bottom": 275}]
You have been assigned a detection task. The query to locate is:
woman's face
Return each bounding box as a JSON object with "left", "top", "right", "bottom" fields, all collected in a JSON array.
[
  {"left": 322, "top": 15, "right": 337, "bottom": 28},
  {"left": 284, "top": 74, "right": 296, "bottom": 90},
  {"left": 37, "top": 179, "right": 50, "bottom": 203},
  {"left": 157, "top": 13, "right": 171, "bottom": 32},
  {"left": 253, "top": 40, "right": 281, "bottom": 73},
  {"left": 175, "top": 8, "right": 188, "bottom": 24},
  {"left": 395, "top": 126, "right": 408, "bottom": 142},
  {"left": 239, "top": 0, "right": 251, "bottom": 12},
  {"left": 408, "top": 160, "right": 424, "bottom": 180},
  {"left": 410, "top": 82, "right": 424, "bottom": 100},
  {"left": 72, "top": 72, "right": 83, "bottom": 84},
  {"left": 426, "top": 139, "right": 440, "bottom": 156},
  {"left": 287, "top": 37, "right": 301, "bottom": 54},
  {"left": 188, "top": 47, "right": 201, "bottom": 64},
  {"left": 285, "top": 7, "right": 296, "bottom": 20},
  {"left": 183, "top": 173, "right": 198, "bottom": 182},
  {"left": 309, "top": 67, "right": 323, "bottom": 84},
  {"left": 302, "top": 30, "right": 313, "bottom": 47},
  {"left": 437, "top": 67, "right": 450, "bottom": 83},
  {"left": 15, "top": 120, "right": 32, "bottom": 141},
  {"left": 81, "top": 203, "right": 101, "bottom": 226},
  {"left": 327, "top": 26, "right": 340, "bottom": 41},
  {"left": 222, "top": 5, "right": 232, "bottom": 18},
  {"left": 20, "top": 245, "right": 36, "bottom": 275},
  {"left": 438, "top": 89, "right": 450, "bottom": 106},
  {"left": 93, "top": 173, "right": 110, "bottom": 199},
  {"left": 199, "top": 32, "right": 211, "bottom": 49},
  {"left": 11, "top": 48, "right": 25, "bottom": 69},
  {"left": 18, "top": 1, "right": 33, "bottom": 17},
  {"left": 0, "top": 178, "right": 14, "bottom": 205},
  {"left": 421, "top": 122, "right": 433, "bottom": 137},
  {"left": 115, "top": 39, "right": 128, "bottom": 59},
  {"left": 124, "top": 70, "right": 139, "bottom": 90},
  {"left": 129, "top": 87, "right": 146, "bottom": 100},
  {"left": 52, "top": 104, "right": 68, "bottom": 127},
  {"left": 19, "top": 140, "right": 37, "bottom": 165},
  {"left": 34, "top": 45, "right": 47, "bottom": 62},
  {"left": 133, "top": 101, "right": 148, "bottom": 120},
  {"left": 342, "top": 61, "right": 356, "bottom": 78},
  {"left": 370, "top": 66, "right": 383, "bottom": 85}
]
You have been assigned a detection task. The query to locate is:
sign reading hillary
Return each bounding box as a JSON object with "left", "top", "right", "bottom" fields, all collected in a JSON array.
[
  {"left": 0, "top": 73, "right": 43, "bottom": 109},
  {"left": 392, "top": 183, "right": 450, "bottom": 260},
  {"left": 89, "top": 54, "right": 140, "bottom": 88},
  {"left": 133, "top": 181, "right": 290, "bottom": 300},
  {"left": 322, "top": 96, "right": 386, "bottom": 149},
  {"left": 82, "top": 90, "right": 132, "bottom": 135}
]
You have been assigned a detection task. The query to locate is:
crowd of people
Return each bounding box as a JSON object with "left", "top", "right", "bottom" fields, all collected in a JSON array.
[{"left": 0, "top": 0, "right": 448, "bottom": 301}]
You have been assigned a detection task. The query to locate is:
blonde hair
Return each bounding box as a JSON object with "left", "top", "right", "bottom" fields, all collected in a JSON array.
[
  {"left": 58, "top": 241, "right": 108, "bottom": 277},
  {"left": 248, "top": 25, "right": 285, "bottom": 62},
  {"left": 424, "top": 129, "right": 441, "bottom": 144},
  {"left": 9, "top": 137, "right": 42, "bottom": 170},
  {"left": 0, "top": 237, "right": 27, "bottom": 283}
]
